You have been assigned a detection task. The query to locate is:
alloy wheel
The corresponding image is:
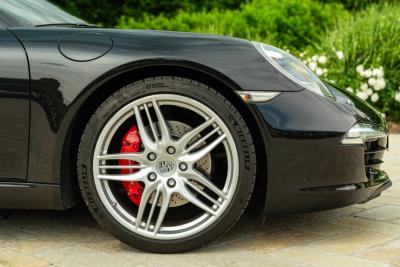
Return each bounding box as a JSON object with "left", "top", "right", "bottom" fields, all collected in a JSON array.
[{"left": 92, "top": 94, "right": 239, "bottom": 240}]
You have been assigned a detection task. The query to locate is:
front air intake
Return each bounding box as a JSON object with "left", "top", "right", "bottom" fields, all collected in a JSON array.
[{"left": 364, "top": 136, "right": 388, "bottom": 180}]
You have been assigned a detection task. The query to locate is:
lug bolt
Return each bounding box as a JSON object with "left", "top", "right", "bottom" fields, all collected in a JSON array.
[
  {"left": 179, "top": 162, "right": 188, "bottom": 171},
  {"left": 147, "top": 152, "right": 157, "bottom": 161},
  {"left": 167, "top": 178, "right": 176, "bottom": 188},
  {"left": 167, "top": 146, "right": 176, "bottom": 155},
  {"left": 148, "top": 172, "right": 157, "bottom": 181}
]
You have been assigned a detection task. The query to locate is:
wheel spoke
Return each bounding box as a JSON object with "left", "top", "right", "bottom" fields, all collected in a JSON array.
[
  {"left": 144, "top": 103, "right": 160, "bottom": 143},
  {"left": 97, "top": 152, "right": 147, "bottom": 163},
  {"left": 185, "top": 127, "right": 220, "bottom": 154},
  {"left": 180, "top": 133, "right": 226, "bottom": 163},
  {"left": 183, "top": 178, "right": 220, "bottom": 206},
  {"left": 145, "top": 184, "right": 162, "bottom": 231},
  {"left": 99, "top": 165, "right": 146, "bottom": 170},
  {"left": 181, "top": 170, "right": 227, "bottom": 200},
  {"left": 177, "top": 118, "right": 215, "bottom": 150},
  {"left": 152, "top": 100, "right": 171, "bottom": 143},
  {"left": 153, "top": 189, "right": 171, "bottom": 235},
  {"left": 97, "top": 169, "right": 149, "bottom": 182},
  {"left": 133, "top": 105, "right": 156, "bottom": 151},
  {"left": 136, "top": 183, "right": 158, "bottom": 228},
  {"left": 180, "top": 186, "right": 216, "bottom": 216}
]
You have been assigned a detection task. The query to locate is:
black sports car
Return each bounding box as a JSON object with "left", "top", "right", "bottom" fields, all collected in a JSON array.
[{"left": 0, "top": 0, "right": 391, "bottom": 253}]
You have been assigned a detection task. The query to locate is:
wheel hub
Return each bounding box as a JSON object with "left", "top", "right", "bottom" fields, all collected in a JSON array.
[
  {"left": 119, "top": 121, "right": 211, "bottom": 207},
  {"left": 156, "top": 156, "right": 176, "bottom": 177}
]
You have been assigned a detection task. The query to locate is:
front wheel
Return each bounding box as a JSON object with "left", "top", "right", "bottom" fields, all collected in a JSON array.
[{"left": 77, "top": 77, "right": 256, "bottom": 253}]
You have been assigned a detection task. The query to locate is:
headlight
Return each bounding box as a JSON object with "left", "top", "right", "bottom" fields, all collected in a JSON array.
[
  {"left": 252, "top": 42, "right": 333, "bottom": 98},
  {"left": 341, "top": 123, "right": 387, "bottom": 145}
]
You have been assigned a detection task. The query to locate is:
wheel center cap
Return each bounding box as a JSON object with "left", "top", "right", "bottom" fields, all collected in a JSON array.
[{"left": 156, "top": 157, "right": 176, "bottom": 177}]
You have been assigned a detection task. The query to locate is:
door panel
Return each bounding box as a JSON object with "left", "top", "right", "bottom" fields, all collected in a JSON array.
[{"left": 0, "top": 30, "right": 30, "bottom": 181}]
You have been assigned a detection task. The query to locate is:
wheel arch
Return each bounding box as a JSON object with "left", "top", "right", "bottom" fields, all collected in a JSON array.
[{"left": 60, "top": 59, "right": 268, "bottom": 215}]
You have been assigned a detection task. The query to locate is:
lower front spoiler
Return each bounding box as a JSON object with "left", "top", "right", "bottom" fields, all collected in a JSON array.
[
  {"left": 302, "top": 169, "right": 391, "bottom": 207},
  {"left": 267, "top": 170, "right": 391, "bottom": 215},
  {"left": 359, "top": 179, "right": 392, "bottom": 204}
]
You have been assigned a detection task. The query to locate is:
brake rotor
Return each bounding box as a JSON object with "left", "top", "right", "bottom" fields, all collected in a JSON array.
[{"left": 119, "top": 121, "right": 211, "bottom": 207}]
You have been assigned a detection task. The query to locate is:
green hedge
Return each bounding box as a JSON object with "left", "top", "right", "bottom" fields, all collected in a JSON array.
[
  {"left": 117, "top": 0, "right": 346, "bottom": 51},
  {"left": 51, "top": 0, "right": 245, "bottom": 26},
  {"left": 51, "top": 0, "right": 393, "bottom": 27},
  {"left": 318, "top": 0, "right": 396, "bottom": 10}
]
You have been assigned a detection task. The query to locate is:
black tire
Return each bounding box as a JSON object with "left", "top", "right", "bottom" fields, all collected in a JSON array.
[{"left": 77, "top": 76, "right": 256, "bottom": 253}]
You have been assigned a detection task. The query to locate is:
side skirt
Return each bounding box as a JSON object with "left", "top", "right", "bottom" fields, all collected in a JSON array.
[{"left": 0, "top": 182, "right": 64, "bottom": 210}]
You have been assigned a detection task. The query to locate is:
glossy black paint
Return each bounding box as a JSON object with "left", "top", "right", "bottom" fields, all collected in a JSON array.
[
  {"left": 0, "top": 25, "right": 390, "bottom": 213},
  {"left": 59, "top": 33, "right": 113, "bottom": 62},
  {"left": 0, "top": 30, "right": 30, "bottom": 181},
  {"left": 10, "top": 27, "right": 301, "bottom": 187},
  {"left": 0, "top": 182, "right": 63, "bottom": 209},
  {"left": 251, "top": 85, "right": 389, "bottom": 215}
]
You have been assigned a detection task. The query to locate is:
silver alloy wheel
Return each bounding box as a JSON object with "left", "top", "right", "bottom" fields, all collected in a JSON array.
[{"left": 92, "top": 94, "right": 239, "bottom": 240}]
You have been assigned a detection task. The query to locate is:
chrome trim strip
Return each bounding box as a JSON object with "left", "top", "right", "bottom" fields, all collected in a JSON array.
[{"left": 0, "top": 183, "right": 32, "bottom": 188}]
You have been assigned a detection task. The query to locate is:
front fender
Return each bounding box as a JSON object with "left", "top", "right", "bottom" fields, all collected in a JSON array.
[{"left": 11, "top": 27, "right": 298, "bottom": 186}]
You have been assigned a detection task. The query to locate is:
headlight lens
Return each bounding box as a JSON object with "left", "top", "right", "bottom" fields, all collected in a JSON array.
[
  {"left": 252, "top": 42, "right": 333, "bottom": 98},
  {"left": 341, "top": 123, "right": 387, "bottom": 145}
]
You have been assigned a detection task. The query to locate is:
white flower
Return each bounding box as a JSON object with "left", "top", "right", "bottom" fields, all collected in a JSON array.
[
  {"left": 366, "top": 88, "right": 373, "bottom": 96},
  {"left": 371, "top": 93, "right": 379, "bottom": 103},
  {"left": 360, "top": 83, "right": 369, "bottom": 91},
  {"left": 356, "top": 65, "right": 364, "bottom": 74},
  {"left": 395, "top": 92, "right": 400, "bottom": 103},
  {"left": 368, "top": 78, "right": 376, "bottom": 87},
  {"left": 312, "top": 55, "right": 319, "bottom": 61},
  {"left": 336, "top": 51, "right": 344, "bottom": 60},
  {"left": 323, "top": 68, "right": 328, "bottom": 74},
  {"left": 318, "top": 55, "right": 327, "bottom": 64},
  {"left": 315, "top": 68, "right": 324, "bottom": 76},
  {"left": 363, "top": 69, "right": 372, "bottom": 78},
  {"left": 372, "top": 68, "right": 384, "bottom": 78},
  {"left": 346, "top": 87, "right": 353, "bottom": 93},
  {"left": 299, "top": 52, "right": 305, "bottom": 58},
  {"left": 308, "top": 62, "right": 317, "bottom": 72},
  {"left": 374, "top": 78, "right": 386, "bottom": 91},
  {"left": 357, "top": 91, "right": 368, "bottom": 100}
]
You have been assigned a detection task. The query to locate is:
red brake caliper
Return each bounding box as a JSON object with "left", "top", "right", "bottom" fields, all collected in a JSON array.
[{"left": 119, "top": 125, "right": 144, "bottom": 206}]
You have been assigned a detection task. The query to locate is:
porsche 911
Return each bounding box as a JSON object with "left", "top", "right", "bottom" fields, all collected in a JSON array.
[{"left": 0, "top": 0, "right": 391, "bottom": 253}]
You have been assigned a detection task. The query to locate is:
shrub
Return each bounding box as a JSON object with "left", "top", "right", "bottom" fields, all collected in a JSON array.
[
  {"left": 51, "top": 0, "right": 245, "bottom": 26},
  {"left": 318, "top": 0, "right": 395, "bottom": 10},
  {"left": 302, "top": 4, "right": 400, "bottom": 120},
  {"left": 117, "top": 0, "right": 346, "bottom": 51}
]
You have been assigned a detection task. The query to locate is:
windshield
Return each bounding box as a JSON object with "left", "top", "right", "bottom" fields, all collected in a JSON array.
[{"left": 0, "top": 0, "right": 87, "bottom": 27}]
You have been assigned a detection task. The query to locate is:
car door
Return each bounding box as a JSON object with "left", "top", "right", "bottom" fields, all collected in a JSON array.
[{"left": 0, "top": 28, "right": 30, "bottom": 182}]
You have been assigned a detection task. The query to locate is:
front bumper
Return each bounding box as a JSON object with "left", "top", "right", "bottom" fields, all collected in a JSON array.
[{"left": 250, "top": 86, "right": 391, "bottom": 215}]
